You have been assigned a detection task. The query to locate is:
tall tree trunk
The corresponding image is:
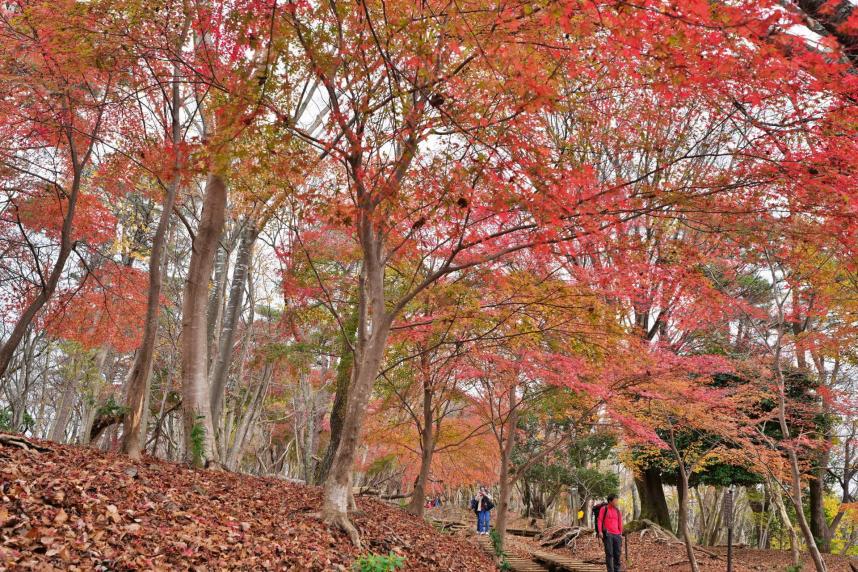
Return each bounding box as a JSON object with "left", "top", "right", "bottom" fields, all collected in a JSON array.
[
  {"left": 769, "top": 476, "right": 801, "bottom": 567},
  {"left": 676, "top": 467, "right": 700, "bottom": 572},
  {"left": 321, "top": 329, "right": 390, "bottom": 544},
  {"left": 669, "top": 428, "right": 700, "bottom": 572},
  {"left": 706, "top": 488, "right": 725, "bottom": 546},
  {"left": 635, "top": 467, "right": 672, "bottom": 529},
  {"left": 225, "top": 362, "right": 271, "bottom": 470},
  {"left": 407, "top": 380, "right": 435, "bottom": 516},
  {"left": 315, "top": 303, "right": 358, "bottom": 484},
  {"left": 49, "top": 360, "right": 79, "bottom": 443},
  {"left": 774, "top": 362, "right": 828, "bottom": 570},
  {"left": 206, "top": 239, "right": 230, "bottom": 367},
  {"left": 495, "top": 385, "right": 519, "bottom": 551},
  {"left": 321, "top": 247, "right": 392, "bottom": 547},
  {"left": 122, "top": 88, "right": 182, "bottom": 458},
  {"left": 180, "top": 173, "right": 227, "bottom": 467},
  {"left": 810, "top": 455, "right": 830, "bottom": 552},
  {"left": 210, "top": 221, "right": 257, "bottom": 433},
  {"left": 299, "top": 374, "right": 317, "bottom": 484}
]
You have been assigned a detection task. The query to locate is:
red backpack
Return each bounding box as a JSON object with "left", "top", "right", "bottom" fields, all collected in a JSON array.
[{"left": 592, "top": 502, "right": 607, "bottom": 529}]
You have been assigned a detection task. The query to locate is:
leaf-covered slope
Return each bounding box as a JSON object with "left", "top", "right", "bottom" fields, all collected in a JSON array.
[{"left": 0, "top": 439, "right": 495, "bottom": 571}]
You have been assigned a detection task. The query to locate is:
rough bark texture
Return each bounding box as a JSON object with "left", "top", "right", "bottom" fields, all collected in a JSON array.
[
  {"left": 810, "top": 457, "right": 831, "bottom": 552},
  {"left": 180, "top": 173, "right": 227, "bottom": 467},
  {"left": 315, "top": 304, "right": 358, "bottom": 484},
  {"left": 406, "top": 380, "right": 435, "bottom": 517},
  {"left": 321, "top": 232, "right": 391, "bottom": 548},
  {"left": 634, "top": 467, "right": 672, "bottom": 531},
  {"left": 494, "top": 386, "right": 519, "bottom": 551}
]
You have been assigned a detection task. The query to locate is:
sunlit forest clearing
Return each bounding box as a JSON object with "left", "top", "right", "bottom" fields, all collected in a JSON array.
[{"left": 1, "top": 1, "right": 857, "bottom": 570}]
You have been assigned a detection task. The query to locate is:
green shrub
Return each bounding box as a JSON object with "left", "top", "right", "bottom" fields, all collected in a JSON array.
[
  {"left": 489, "top": 530, "right": 512, "bottom": 571},
  {"left": 190, "top": 417, "right": 206, "bottom": 467},
  {"left": 352, "top": 552, "right": 406, "bottom": 572}
]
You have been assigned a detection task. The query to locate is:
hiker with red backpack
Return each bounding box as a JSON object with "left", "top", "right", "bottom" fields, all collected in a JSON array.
[{"left": 596, "top": 494, "right": 623, "bottom": 572}]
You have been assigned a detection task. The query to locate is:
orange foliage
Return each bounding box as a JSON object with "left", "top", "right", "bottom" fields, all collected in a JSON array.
[
  {"left": 361, "top": 401, "right": 499, "bottom": 490},
  {"left": 17, "top": 190, "right": 117, "bottom": 245},
  {"left": 43, "top": 265, "right": 148, "bottom": 353}
]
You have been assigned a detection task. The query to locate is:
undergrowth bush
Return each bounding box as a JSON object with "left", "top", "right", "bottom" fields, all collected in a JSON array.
[{"left": 352, "top": 551, "right": 406, "bottom": 572}]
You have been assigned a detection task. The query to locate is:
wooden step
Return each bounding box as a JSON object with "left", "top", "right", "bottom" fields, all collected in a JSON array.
[
  {"left": 474, "top": 534, "right": 549, "bottom": 572},
  {"left": 505, "top": 556, "right": 550, "bottom": 572},
  {"left": 507, "top": 527, "right": 541, "bottom": 538},
  {"left": 531, "top": 549, "right": 604, "bottom": 572}
]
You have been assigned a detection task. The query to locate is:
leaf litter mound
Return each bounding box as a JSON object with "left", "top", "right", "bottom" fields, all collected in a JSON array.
[{"left": 0, "top": 438, "right": 495, "bottom": 571}]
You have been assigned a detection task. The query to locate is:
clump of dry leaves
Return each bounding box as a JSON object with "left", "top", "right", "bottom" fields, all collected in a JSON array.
[{"left": 0, "top": 438, "right": 495, "bottom": 571}]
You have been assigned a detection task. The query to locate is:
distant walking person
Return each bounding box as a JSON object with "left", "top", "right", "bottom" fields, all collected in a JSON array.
[
  {"left": 597, "top": 494, "right": 623, "bottom": 572},
  {"left": 470, "top": 486, "right": 495, "bottom": 535}
]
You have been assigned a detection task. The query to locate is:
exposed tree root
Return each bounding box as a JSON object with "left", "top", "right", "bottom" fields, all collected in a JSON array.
[
  {"left": 324, "top": 511, "right": 361, "bottom": 548},
  {"left": 536, "top": 525, "right": 584, "bottom": 548},
  {"left": 0, "top": 433, "right": 49, "bottom": 452}
]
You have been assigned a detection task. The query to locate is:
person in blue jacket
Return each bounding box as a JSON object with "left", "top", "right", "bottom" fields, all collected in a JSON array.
[{"left": 470, "top": 486, "right": 495, "bottom": 535}]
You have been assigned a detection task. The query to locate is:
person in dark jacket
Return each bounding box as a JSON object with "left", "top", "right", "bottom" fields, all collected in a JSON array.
[
  {"left": 470, "top": 486, "right": 495, "bottom": 535},
  {"left": 596, "top": 494, "right": 623, "bottom": 572}
]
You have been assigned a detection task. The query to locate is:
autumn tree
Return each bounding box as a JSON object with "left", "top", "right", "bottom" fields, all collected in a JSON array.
[{"left": 0, "top": 0, "right": 133, "bottom": 380}]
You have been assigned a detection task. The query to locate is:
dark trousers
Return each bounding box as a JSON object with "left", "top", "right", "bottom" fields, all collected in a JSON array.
[{"left": 603, "top": 533, "right": 622, "bottom": 572}]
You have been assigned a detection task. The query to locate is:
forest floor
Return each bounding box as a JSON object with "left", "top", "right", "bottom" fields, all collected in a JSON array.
[
  {"left": 0, "top": 437, "right": 495, "bottom": 571},
  {"left": 506, "top": 525, "right": 857, "bottom": 572}
]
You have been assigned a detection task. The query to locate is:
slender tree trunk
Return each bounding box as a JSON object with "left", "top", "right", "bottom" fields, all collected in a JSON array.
[
  {"left": 671, "top": 446, "right": 700, "bottom": 572},
  {"left": 299, "top": 375, "right": 315, "bottom": 484},
  {"left": 210, "top": 221, "right": 257, "bottom": 434},
  {"left": 316, "top": 303, "right": 358, "bottom": 484},
  {"left": 321, "top": 329, "right": 389, "bottom": 544},
  {"left": 706, "top": 488, "right": 725, "bottom": 546},
  {"left": 321, "top": 241, "right": 392, "bottom": 547},
  {"left": 631, "top": 480, "right": 640, "bottom": 521},
  {"left": 122, "top": 86, "right": 182, "bottom": 457},
  {"left": 225, "top": 363, "right": 270, "bottom": 470},
  {"left": 775, "top": 369, "right": 828, "bottom": 571},
  {"left": 181, "top": 173, "right": 227, "bottom": 467},
  {"left": 766, "top": 257, "right": 827, "bottom": 572},
  {"left": 809, "top": 452, "right": 831, "bottom": 552},
  {"left": 495, "top": 385, "right": 519, "bottom": 551},
  {"left": 407, "top": 381, "right": 435, "bottom": 516},
  {"left": 206, "top": 240, "right": 229, "bottom": 364},
  {"left": 49, "top": 363, "right": 79, "bottom": 443},
  {"left": 769, "top": 476, "right": 801, "bottom": 566}
]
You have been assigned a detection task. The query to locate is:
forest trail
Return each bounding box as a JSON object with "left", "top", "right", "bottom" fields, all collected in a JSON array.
[
  {"left": 433, "top": 520, "right": 604, "bottom": 572},
  {"left": 433, "top": 513, "right": 857, "bottom": 572},
  {"left": 0, "top": 438, "right": 495, "bottom": 571},
  {"left": 473, "top": 534, "right": 548, "bottom": 571},
  {"left": 513, "top": 529, "right": 858, "bottom": 572}
]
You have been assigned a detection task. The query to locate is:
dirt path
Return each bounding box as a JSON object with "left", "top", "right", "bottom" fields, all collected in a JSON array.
[{"left": 513, "top": 530, "right": 857, "bottom": 572}]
